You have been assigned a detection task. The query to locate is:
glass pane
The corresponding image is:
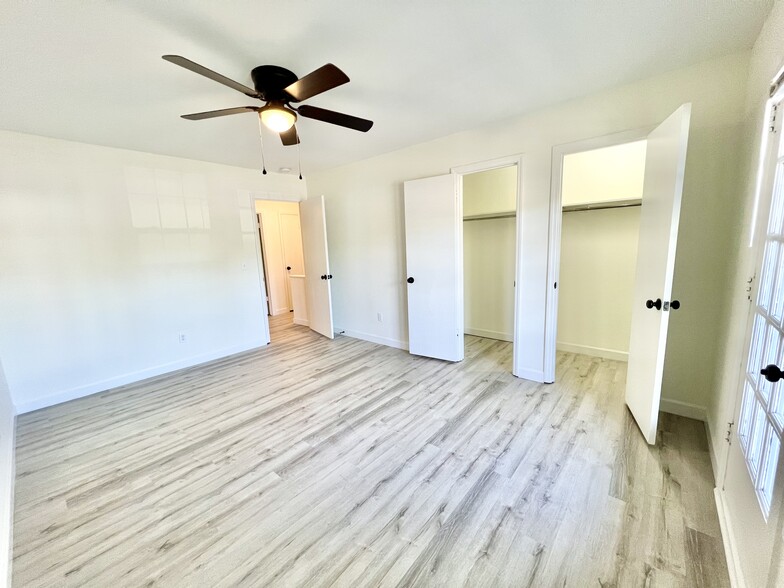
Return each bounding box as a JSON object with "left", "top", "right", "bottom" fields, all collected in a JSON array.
[
  {"left": 758, "top": 241, "right": 779, "bottom": 312},
  {"left": 758, "top": 426, "right": 780, "bottom": 516},
  {"left": 761, "top": 325, "right": 782, "bottom": 403},
  {"left": 747, "top": 313, "right": 767, "bottom": 385},
  {"left": 772, "top": 240, "right": 784, "bottom": 324},
  {"left": 767, "top": 162, "right": 784, "bottom": 236},
  {"left": 739, "top": 380, "right": 757, "bottom": 450},
  {"left": 748, "top": 401, "right": 768, "bottom": 476}
]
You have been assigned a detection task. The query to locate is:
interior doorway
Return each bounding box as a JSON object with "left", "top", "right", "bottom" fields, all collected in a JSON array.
[
  {"left": 253, "top": 199, "right": 308, "bottom": 339},
  {"left": 462, "top": 165, "right": 517, "bottom": 361},
  {"left": 555, "top": 140, "right": 647, "bottom": 362}
]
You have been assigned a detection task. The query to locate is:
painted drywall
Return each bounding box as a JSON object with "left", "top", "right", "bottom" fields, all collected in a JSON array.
[
  {"left": 557, "top": 207, "right": 640, "bottom": 360},
  {"left": 463, "top": 167, "right": 516, "bottom": 341},
  {"left": 254, "top": 200, "right": 304, "bottom": 316},
  {"left": 309, "top": 52, "right": 749, "bottom": 410},
  {"left": 561, "top": 140, "right": 647, "bottom": 206},
  {"left": 0, "top": 131, "right": 306, "bottom": 413},
  {"left": 462, "top": 166, "right": 517, "bottom": 216},
  {"left": 0, "top": 358, "right": 14, "bottom": 588}
]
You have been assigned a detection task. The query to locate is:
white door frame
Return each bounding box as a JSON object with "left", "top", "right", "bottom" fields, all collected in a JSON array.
[
  {"left": 451, "top": 154, "right": 525, "bottom": 377},
  {"left": 250, "top": 195, "right": 304, "bottom": 344},
  {"left": 544, "top": 128, "right": 652, "bottom": 382}
]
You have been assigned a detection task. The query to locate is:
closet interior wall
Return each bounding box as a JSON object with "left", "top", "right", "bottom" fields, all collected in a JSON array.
[{"left": 463, "top": 166, "right": 517, "bottom": 342}]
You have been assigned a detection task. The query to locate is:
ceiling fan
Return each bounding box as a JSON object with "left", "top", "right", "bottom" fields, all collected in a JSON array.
[{"left": 162, "top": 55, "right": 373, "bottom": 147}]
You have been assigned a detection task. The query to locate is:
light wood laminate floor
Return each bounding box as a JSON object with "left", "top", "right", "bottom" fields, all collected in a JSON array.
[{"left": 13, "top": 320, "right": 729, "bottom": 587}]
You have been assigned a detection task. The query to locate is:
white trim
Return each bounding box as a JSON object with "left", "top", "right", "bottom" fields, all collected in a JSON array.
[
  {"left": 14, "top": 339, "right": 267, "bottom": 414},
  {"left": 451, "top": 154, "right": 526, "bottom": 378},
  {"left": 556, "top": 342, "right": 628, "bottom": 362},
  {"left": 465, "top": 328, "right": 513, "bottom": 342},
  {"left": 1, "top": 409, "right": 16, "bottom": 587},
  {"left": 336, "top": 328, "right": 409, "bottom": 351},
  {"left": 659, "top": 397, "right": 707, "bottom": 422},
  {"left": 271, "top": 307, "right": 291, "bottom": 317},
  {"left": 544, "top": 128, "right": 652, "bottom": 383},
  {"left": 706, "top": 419, "right": 720, "bottom": 485},
  {"left": 714, "top": 487, "right": 746, "bottom": 588}
]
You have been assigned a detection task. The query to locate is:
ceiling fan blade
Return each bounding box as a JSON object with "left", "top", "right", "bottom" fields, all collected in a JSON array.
[
  {"left": 284, "top": 64, "right": 349, "bottom": 102},
  {"left": 181, "top": 107, "right": 259, "bottom": 120},
  {"left": 280, "top": 125, "right": 300, "bottom": 146},
  {"left": 162, "top": 55, "right": 260, "bottom": 99},
  {"left": 297, "top": 105, "right": 373, "bottom": 132}
]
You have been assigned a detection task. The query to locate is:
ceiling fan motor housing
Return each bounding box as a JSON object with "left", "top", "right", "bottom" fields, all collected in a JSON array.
[{"left": 251, "top": 65, "right": 298, "bottom": 101}]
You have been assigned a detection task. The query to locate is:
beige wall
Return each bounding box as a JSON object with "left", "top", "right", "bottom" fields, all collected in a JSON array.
[
  {"left": 557, "top": 207, "right": 640, "bottom": 360},
  {"left": 561, "top": 140, "right": 647, "bottom": 206},
  {"left": 463, "top": 167, "right": 517, "bottom": 341}
]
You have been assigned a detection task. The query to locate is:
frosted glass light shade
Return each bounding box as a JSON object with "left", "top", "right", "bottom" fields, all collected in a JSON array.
[{"left": 260, "top": 107, "right": 296, "bottom": 132}]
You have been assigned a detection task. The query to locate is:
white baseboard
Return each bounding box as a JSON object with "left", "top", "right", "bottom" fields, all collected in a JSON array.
[
  {"left": 659, "top": 398, "right": 708, "bottom": 422},
  {"left": 465, "top": 328, "right": 513, "bottom": 342},
  {"left": 14, "top": 339, "right": 268, "bottom": 414},
  {"left": 0, "top": 410, "right": 16, "bottom": 588},
  {"left": 334, "top": 327, "right": 408, "bottom": 351},
  {"left": 271, "top": 308, "right": 290, "bottom": 316},
  {"left": 293, "top": 318, "right": 310, "bottom": 327},
  {"left": 556, "top": 342, "right": 628, "bottom": 362},
  {"left": 714, "top": 487, "right": 746, "bottom": 588}
]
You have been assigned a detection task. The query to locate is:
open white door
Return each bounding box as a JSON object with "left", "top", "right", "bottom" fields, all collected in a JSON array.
[
  {"left": 625, "top": 103, "right": 691, "bottom": 444},
  {"left": 403, "top": 174, "right": 463, "bottom": 362},
  {"left": 299, "top": 196, "right": 334, "bottom": 339}
]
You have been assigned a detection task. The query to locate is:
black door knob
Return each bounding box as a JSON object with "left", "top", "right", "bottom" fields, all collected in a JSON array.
[
  {"left": 761, "top": 364, "right": 784, "bottom": 383},
  {"left": 327, "top": 274, "right": 333, "bottom": 279},
  {"left": 286, "top": 266, "right": 291, "bottom": 271},
  {"left": 645, "top": 298, "right": 662, "bottom": 310},
  {"left": 407, "top": 277, "right": 415, "bottom": 284},
  {"left": 320, "top": 274, "right": 327, "bottom": 280},
  {"left": 670, "top": 300, "right": 680, "bottom": 310}
]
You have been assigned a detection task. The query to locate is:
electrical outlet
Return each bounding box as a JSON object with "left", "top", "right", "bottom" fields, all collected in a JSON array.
[
  {"left": 377, "top": 312, "right": 383, "bottom": 323},
  {"left": 179, "top": 333, "right": 186, "bottom": 343}
]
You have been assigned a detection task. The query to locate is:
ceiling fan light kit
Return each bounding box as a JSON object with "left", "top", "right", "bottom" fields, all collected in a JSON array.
[{"left": 162, "top": 54, "right": 373, "bottom": 147}]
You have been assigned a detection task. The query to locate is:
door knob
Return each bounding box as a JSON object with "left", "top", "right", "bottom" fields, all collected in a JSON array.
[
  {"left": 670, "top": 300, "right": 680, "bottom": 310},
  {"left": 407, "top": 277, "right": 415, "bottom": 284},
  {"left": 327, "top": 274, "right": 333, "bottom": 279},
  {"left": 320, "top": 274, "right": 327, "bottom": 280},
  {"left": 645, "top": 298, "right": 662, "bottom": 310},
  {"left": 286, "top": 266, "right": 291, "bottom": 271},
  {"left": 761, "top": 364, "right": 784, "bottom": 383}
]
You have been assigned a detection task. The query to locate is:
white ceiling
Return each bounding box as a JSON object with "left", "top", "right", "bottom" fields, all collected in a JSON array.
[{"left": 0, "top": 1, "right": 773, "bottom": 175}]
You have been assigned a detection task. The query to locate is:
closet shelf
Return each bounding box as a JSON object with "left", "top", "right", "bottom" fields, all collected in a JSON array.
[
  {"left": 463, "top": 211, "right": 516, "bottom": 222},
  {"left": 563, "top": 198, "right": 641, "bottom": 213}
]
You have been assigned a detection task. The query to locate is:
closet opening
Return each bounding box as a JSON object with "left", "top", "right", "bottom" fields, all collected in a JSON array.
[
  {"left": 253, "top": 199, "right": 308, "bottom": 341},
  {"left": 552, "top": 139, "right": 647, "bottom": 369},
  {"left": 462, "top": 165, "right": 518, "bottom": 362}
]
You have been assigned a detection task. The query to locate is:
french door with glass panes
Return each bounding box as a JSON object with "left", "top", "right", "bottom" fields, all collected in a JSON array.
[{"left": 720, "top": 92, "right": 784, "bottom": 588}]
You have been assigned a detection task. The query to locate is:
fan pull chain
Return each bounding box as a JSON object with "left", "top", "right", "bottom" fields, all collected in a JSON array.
[
  {"left": 256, "top": 116, "right": 267, "bottom": 175},
  {"left": 297, "top": 135, "right": 303, "bottom": 180}
]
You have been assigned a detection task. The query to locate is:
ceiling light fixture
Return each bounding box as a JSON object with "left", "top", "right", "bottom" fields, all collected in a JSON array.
[{"left": 259, "top": 102, "right": 296, "bottom": 133}]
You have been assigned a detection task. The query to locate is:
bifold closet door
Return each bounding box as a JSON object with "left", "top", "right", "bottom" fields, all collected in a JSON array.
[{"left": 403, "top": 174, "right": 464, "bottom": 362}]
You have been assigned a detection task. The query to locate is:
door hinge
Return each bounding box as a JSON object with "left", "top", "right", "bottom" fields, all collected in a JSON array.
[
  {"left": 746, "top": 274, "right": 755, "bottom": 301},
  {"left": 725, "top": 421, "right": 734, "bottom": 443},
  {"left": 770, "top": 104, "right": 778, "bottom": 133}
]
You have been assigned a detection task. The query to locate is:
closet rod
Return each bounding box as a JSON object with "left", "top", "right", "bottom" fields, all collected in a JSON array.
[
  {"left": 463, "top": 211, "right": 516, "bottom": 222},
  {"left": 562, "top": 198, "right": 642, "bottom": 213}
]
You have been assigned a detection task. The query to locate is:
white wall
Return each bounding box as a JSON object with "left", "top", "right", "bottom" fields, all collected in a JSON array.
[
  {"left": 0, "top": 131, "right": 306, "bottom": 413},
  {"left": 557, "top": 207, "right": 640, "bottom": 360},
  {"left": 0, "top": 358, "right": 14, "bottom": 588},
  {"left": 308, "top": 52, "right": 749, "bottom": 410},
  {"left": 463, "top": 167, "right": 516, "bottom": 341},
  {"left": 254, "top": 200, "right": 304, "bottom": 316},
  {"left": 561, "top": 140, "right": 647, "bottom": 206}
]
